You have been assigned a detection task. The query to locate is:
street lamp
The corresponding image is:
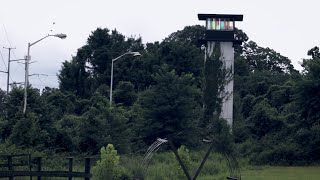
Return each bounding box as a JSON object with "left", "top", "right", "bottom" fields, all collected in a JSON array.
[
  {"left": 109, "top": 51, "right": 141, "bottom": 106},
  {"left": 23, "top": 33, "right": 67, "bottom": 114}
]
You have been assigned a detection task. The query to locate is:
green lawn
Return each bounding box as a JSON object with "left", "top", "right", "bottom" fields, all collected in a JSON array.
[{"left": 242, "top": 166, "right": 320, "bottom": 180}]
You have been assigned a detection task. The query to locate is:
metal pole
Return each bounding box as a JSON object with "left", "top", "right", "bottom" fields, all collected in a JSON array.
[
  {"left": 3, "top": 47, "right": 15, "bottom": 93},
  {"left": 3, "top": 47, "right": 14, "bottom": 93},
  {"left": 23, "top": 43, "right": 30, "bottom": 115},
  {"left": 85, "top": 158, "right": 91, "bottom": 180},
  {"left": 7, "top": 155, "right": 13, "bottom": 180},
  {"left": 109, "top": 60, "right": 114, "bottom": 106},
  {"left": 192, "top": 143, "right": 215, "bottom": 180},
  {"left": 68, "top": 157, "right": 73, "bottom": 180},
  {"left": 108, "top": 52, "right": 141, "bottom": 106},
  {"left": 37, "top": 157, "right": 42, "bottom": 180},
  {"left": 21, "top": 34, "right": 66, "bottom": 114},
  {"left": 7, "top": 48, "right": 11, "bottom": 93},
  {"left": 168, "top": 140, "right": 192, "bottom": 180}
]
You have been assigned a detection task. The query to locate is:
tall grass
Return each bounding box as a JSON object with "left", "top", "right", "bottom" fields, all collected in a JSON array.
[
  {"left": 242, "top": 166, "right": 320, "bottom": 180},
  {"left": 2, "top": 147, "right": 319, "bottom": 180},
  {"left": 121, "top": 150, "right": 233, "bottom": 180}
]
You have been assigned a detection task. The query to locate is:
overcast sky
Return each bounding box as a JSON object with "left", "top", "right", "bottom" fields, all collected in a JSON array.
[{"left": 0, "top": 0, "right": 319, "bottom": 90}]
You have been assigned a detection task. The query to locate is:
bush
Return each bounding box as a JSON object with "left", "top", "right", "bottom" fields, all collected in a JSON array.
[{"left": 92, "top": 144, "right": 125, "bottom": 180}]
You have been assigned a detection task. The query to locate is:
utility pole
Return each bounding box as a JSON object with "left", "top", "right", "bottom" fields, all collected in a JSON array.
[
  {"left": 23, "top": 33, "right": 67, "bottom": 115},
  {"left": 23, "top": 44, "right": 30, "bottom": 115},
  {"left": 3, "top": 47, "right": 16, "bottom": 93}
]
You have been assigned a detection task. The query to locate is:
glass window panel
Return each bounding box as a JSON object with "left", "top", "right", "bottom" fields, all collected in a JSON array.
[
  {"left": 216, "top": 19, "right": 220, "bottom": 30},
  {"left": 206, "top": 19, "right": 208, "bottom": 29},
  {"left": 220, "top": 20, "right": 225, "bottom": 30},
  {"left": 225, "top": 21, "right": 229, "bottom": 30},
  {"left": 206, "top": 18, "right": 210, "bottom": 30},
  {"left": 212, "top": 18, "right": 216, "bottom": 30},
  {"left": 229, "top": 21, "right": 234, "bottom": 30}
]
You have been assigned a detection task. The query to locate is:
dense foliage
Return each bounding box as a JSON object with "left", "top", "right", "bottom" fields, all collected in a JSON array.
[
  {"left": 92, "top": 144, "right": 125, "bottom": 180},
  {"left": 0, "top": 25, "right": 319, "bottom": 166}
]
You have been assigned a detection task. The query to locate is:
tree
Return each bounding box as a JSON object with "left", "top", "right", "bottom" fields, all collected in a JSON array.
[
  {"left": 55, "top": 114, "right": 83, "bottom": 152},
  {"left": 233, "top": 28, "right": 249, "bottom": 56},
  {"left": 160, "top": 26, "right": 204, "bottom": 84},
  {"left": 41, "top": 89, "right": 76, "bottom": 120},
  {"left": 54, "top": 92, "right": 132, "bottom": 153},
  {"left": 0, "top": 89, "right": 6, "bottom": 118},
  {"left": 203, "top": 43, "right": 232, "bottom": 127},
  {"left": 242, "top": 41, "right": 295, "bottom": 73},
  {"left": 158, "top": 40, "right": 203, "bottom": 81},
  {"left": 294, "top": 48, "right": 320, "bottom": 162},
  {"left": 247, "top": 99, "right": 283, "bottom": 139},
  {"left": 6, "top": 86, "right": 24, "bottom": 121},
  {"left": 164, "top": 25, "right": 205, "bottom": 47},
  {"left": 1, "top": 86, "right": 48, "bottom": 142},
  {"left": 9, "top": 112, "right": 47, "bottom": 148},
  {"left": 59, "top": 28, "right": 144, "bottom": 98},
  {"left": 113, "top": 81, "right": 137, "bottom": 106},
  {"left": 307, "top": 46, "right": 320, "bottom": 58},
  {"left": 92, "top": 144, "right": 124, "bottom": 180},
  {"left": 138, "top": 65, "right": 201, "bottom": 145},
  {"left": 0, "top": 116, "right": 8, "bottom": 142},
  {"left": 297, "top": 50, "right": 320, "bottom": 127},
  {"left": 58, "top": 56, "right": 89, "bottom": 97}
]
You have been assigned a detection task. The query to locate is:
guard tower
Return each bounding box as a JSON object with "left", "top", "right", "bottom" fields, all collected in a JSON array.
[{"left": 198, "top": 14, "right": 243, "bottom": 127}]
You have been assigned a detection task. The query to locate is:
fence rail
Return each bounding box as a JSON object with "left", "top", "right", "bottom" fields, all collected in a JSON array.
[
  {"left": 0, "top": 154, "right": 32, "bottom": 169},
  {"left": 0, "top": 155, "right": 91, "bottom": 180},
  {"left": 0, "top": 171, "right": 90, "bottom": 178}
]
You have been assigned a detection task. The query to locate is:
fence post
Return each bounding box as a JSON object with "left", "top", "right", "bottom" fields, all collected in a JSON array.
[
  {"left": 29, "top": 154, "right": 32, "bottom": 180},
  {"left": 37, "top": 157, "right": 42, "bottom": 180},
  {"left": 84, "top": 158, "right": 91, "bottom": 180},
  {"left": 7, "top": 155, "right": 13, "bottom": 180},
  {"left": 68, "top": 157, "right": 73, "bottom": 180},
  {"left": 168, "top": 140, "right": 192, "bottom": 180}
]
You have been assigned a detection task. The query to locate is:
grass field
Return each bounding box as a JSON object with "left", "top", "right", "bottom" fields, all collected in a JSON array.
[
  {"left": 1, "top": 151, "right": 320, "bottom": 179},
  {"left": 126, "top": 151, "right": 320, "bottom": 180},
  {"left": 242, "top": 166, "right": 320, "bottom": 180}
]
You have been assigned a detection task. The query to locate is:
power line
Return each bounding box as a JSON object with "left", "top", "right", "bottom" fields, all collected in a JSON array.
[
  {"left": 2, "top": 25, "right": 13, "bottom": 48},
  {"left": 37, "top": 75, "right": 44, "bottom": 85},
  {"left": 0, "top": 50, "right": 7, "bottom": 71},
  {"left": 28, "top": 73, "right": 50, "bottom": 89},
  {"left": 2, "top": 24, "right": 24, "bottom": 70}
]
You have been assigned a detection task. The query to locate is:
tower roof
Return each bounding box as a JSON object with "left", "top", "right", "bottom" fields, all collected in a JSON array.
[{"left": 198, "top": 14, "right": 243, "bottom": 21}]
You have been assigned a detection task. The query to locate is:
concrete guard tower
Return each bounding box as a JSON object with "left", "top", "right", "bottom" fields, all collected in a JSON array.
[{"left": 198, "top": 14, "right": 243, "bottom": 127}]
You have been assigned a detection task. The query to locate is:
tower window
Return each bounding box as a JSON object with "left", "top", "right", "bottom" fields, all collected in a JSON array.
[{"left": 206, "top": 18, "right": 234, "bottom": 31}]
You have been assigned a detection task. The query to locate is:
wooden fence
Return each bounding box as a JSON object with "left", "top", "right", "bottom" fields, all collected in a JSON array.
[{"left": 0, "top": 154, "right": 91, "bottom": 180}]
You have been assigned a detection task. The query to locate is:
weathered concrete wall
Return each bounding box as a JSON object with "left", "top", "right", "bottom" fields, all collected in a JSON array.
[
  {"left": 206, "top": 41, "right": 234, "bottom": 127},
  {"left": 220, "top": 42, "right": 234, "bottom": 127}
]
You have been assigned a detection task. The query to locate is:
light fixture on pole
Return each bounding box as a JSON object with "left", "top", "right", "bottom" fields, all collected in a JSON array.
[
  {"left": 109, "top": 51, "right": 141, "bottom": 106},
  {"left": 23, "top": 33, "right": 67, "bottom": 115}
]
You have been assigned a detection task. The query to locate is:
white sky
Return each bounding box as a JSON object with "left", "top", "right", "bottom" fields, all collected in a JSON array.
[{"left": 0, "top": 0, "right": 319, "bottom": 90}]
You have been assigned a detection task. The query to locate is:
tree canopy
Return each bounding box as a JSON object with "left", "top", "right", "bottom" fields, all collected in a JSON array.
[{"left": 0, "top": 25, "right": 319, "bottom": 165}]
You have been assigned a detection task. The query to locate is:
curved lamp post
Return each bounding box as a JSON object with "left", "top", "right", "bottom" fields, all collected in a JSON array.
[
  {"left": 109, "top": 51, "right": 141, "bottom": 106},
  {"left": 23, "top": 33, "right": 67, "bottom": 114}
]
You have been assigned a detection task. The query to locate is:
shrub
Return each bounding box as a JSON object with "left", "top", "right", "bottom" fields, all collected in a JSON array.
[{"left": 92, "top": 144, "right": 125, "bottom": 180}]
